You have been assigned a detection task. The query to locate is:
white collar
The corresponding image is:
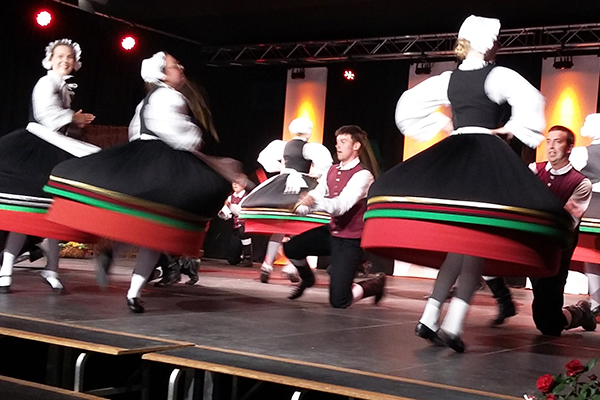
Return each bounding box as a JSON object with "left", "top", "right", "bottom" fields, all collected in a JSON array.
[
  {"left": 232, "top": 190, "right": 246, "bottom": 198},
  {"left": 458, "top": 58, "right": 488, "bottom": 71},
  {"left": 291, "top": 136, "right": 308, "bottom": 142},
  {"left": 338, "top": 156, "right": 360, "bottom": 170},
  {"left": 545, "top": 161, "right": 573, "bottom": 175}
]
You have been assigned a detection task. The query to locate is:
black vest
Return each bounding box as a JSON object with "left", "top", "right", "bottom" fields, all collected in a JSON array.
[
  {"left": 283, "top": 139, "right": 311, "bottom": 173},
  {"left": 448, "top": 64, "right": 505, "bottom": 130}
]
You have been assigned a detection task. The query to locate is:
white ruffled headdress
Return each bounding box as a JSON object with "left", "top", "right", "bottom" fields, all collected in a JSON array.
[
  {"left": 458, "top": 15, "right": 501, "bottom": 54},
  {"left": 288, "top": 117, "right": 313, "bottom": 137},
  {"left": 141, "top": 52, "right": 167, "bottom": 84},
  {"left": 42, "top": 39, "right": 82, "bottom": 71},
  {"left": 581, "top": 114, "right": 600, "bottom": 141}
]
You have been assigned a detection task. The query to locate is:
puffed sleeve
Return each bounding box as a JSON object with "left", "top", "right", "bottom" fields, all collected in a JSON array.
[
  {"left": 395, "top": 71, "right": 452, "bottom": 142},
  {"left": 31, "top": 75, "right": 74, "bottom": 132},
  {"left": 485, "top": 67, "right": 545, "bottom": 149},
  {"left": 303, "top": 142, "right": 333, "bottom": 178},
  {"left": 144, "top": 87, "right": 202, "bottom": 151},
  {"left": 257, "top": 140, "right": 286, "bottom": 173}
]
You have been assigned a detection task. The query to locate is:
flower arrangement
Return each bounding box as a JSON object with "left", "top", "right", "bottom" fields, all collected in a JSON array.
[
  {"left": 525, "top": 359, "right": 599, "bottom": 400},
  {"left": 59, "top": 241, "right": 89, "bottom": 258}
]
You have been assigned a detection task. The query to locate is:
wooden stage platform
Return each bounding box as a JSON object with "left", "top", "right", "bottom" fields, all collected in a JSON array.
[{"left": 0, "top": 257, "right": 599, "bottom": 400}]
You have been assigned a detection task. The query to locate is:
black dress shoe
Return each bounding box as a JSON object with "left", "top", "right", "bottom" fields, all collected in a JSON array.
[
  {"left": 0, "top": 285, "right": 9, "bottom": 294},
  {"left": 491, "top": 300, "right": 516, "bottom": 326},
  {"left": 127, "top": 298, "right": 145, "bottom": 313},
  {"left": 414, "top": 322, "right": 445, "bottom": 346},
  {"left": 439, "top": 330, "right": 466, "bottom": 353},
  {"left": 288, "top": 280, "right": 314, "bottom": 300}
]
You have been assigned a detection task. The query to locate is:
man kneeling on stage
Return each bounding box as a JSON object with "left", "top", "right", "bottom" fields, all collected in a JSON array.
[{"left": 283, "top": 125, "right": 385, "bottom": 308}]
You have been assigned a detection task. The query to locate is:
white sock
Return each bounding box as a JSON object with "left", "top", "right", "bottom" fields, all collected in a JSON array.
[
  {"left": 585, "top": 263, "right": 600, "bottom": 309},
  {"left": 281, "top": 263, "right": 298, "bottom": 274},
  {"left": 264, "top": 234, "right": 284, "bottom": 266},
  {"left": 261, "top": 263, "right": 273, "bottom": 273},
  {"left": 128, "top": 248, "right": 161, "bottom": 299},
  {"left": 127, "top": 274, "right": 147, "bottom": 299},
  {"left": 44, "top": 239, "right": 60, "bottom": 272},
  {"left": 419, "top": 298, "right": 442, "bottom": 331},
  {"left": 441, "top": 298, "right": 470, "bottom": 336},
  {"left": 351, "top": 283, "right": 364, "bottom": 303},
  {"left": 306, "top": 256, "right": 318, "bottom": 269},
  {"left": 0, "top": 232, "right": 27, "bottom": 282},
  {"left": 41, "top": 270, "right": 63, "bottom": 290}
]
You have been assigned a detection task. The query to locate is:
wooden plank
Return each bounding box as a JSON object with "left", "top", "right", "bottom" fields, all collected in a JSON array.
[
  {"left": 143, "top": 346, "right": 521, "bottom": 400},
  {"left": 0, "top": 375, "right": 105, "bottom": 400},
  {"left": 0, "top": 314, "right": 193, "bottom": 355}
]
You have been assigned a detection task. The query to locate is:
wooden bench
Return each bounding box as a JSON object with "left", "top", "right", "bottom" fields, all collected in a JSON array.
[
  {"left": 0, "top": 313, "right": 193, "bottom": 397},
  {"left": 0, "top": 375, "right": 105, "bottom": 400},
  {"left": 143, "top": 345, "right": 518, "bottom": 400}
]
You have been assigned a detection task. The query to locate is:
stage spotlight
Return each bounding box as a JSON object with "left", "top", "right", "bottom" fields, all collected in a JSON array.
[
  {"left": 553, "top": 55, "right": 573, "bottom": 70},
  {"left": 415, "top": 60, "right": 432, "bottom": 75},
  {"left": 343, "top": 69, "right": 355, "bottom": 80},
  {"left": 291, "top": 68, "right": 305, "bottom": 80},
  {"left": 36, "top": 10, "right": 52, "bottom": 27},
  {"left": 121, "top": 36, "right": 136, "bottom": 51}
]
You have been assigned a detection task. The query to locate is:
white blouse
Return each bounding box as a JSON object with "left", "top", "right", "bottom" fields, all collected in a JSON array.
[
  {"left": 395, "top": 57, "right": 546, "bottom": 149},
  {"left": 128, "top": 83, "right": 202, "bottom": 151},
  {"left": 31, "top": 70, "right": 75, "bottom": 132},
  {"left": 257, "top": 136, "right": 333, "bottom": 178}
]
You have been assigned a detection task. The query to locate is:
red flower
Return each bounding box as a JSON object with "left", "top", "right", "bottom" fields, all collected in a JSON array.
[
  {"left": 565, "top": 359, "right": 585, "bottom": 377},
  {"left": 546, "top": 395, "right": 556, "bottom": 400},
  {"left": 537, "top": 374, "right": 555, "bottom": 393}
]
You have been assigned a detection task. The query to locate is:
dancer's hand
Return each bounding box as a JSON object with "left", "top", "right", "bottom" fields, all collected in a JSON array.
[
  {"left": 491, "top": 127, "right": 514, "bottom": 142},
  {"left": 73, "top": 110, "right": 95, "bottom": 128}
]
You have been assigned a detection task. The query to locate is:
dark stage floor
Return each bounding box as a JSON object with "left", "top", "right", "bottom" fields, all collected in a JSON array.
[{"left": 1, "top": 257, "right": 599, "bottom": 400}]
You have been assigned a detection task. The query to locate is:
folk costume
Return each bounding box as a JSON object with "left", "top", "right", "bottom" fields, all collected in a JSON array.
[
  {"left": 44, "top": 52, "right": 230, "bottom": 312},
  {"left": 0, "top": 39, "right": 99, "bottom": 293},
  {"left": 362, "top": 16, "right": 571, "bottom": 352},
  {"left": 240, "top": 118, "right": 333, "bottom": 282},
  {"left": 219, "top": 187, "right": 253, "bottom": 267},
  {"left": 284, "top": 130, "right": 385, "bottom": 308},
  {"left": 570, "top": 113, "right": 600, "bottom": 319}
]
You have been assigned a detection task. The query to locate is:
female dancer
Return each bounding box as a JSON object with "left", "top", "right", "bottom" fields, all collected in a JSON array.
[
  {"left": 362, "top": 15, "right": 571, "bottom": 352},
  {"left": 570, "top": 114, "right": 600, "bottom": 319},
  {"left": 240, "top": 117, "right": 333, "bottom": 283},
  {"left": 0, "top": 39, "right": 98, "bottom": 293},
  {"left": 44, "top": 52, "right": 231, "bottom": 312}
]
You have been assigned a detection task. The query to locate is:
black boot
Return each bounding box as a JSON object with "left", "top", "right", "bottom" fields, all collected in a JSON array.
[
  {"left": 288, "top": 265, "right": 315, "bottom": 300},
  {"left": 95, "top": 250, "right": 113, "bottom": 289},
  {"left": 357, "top": 272, "right": 386, "bottom": 304},
  {"left": 238, "top": 243, "right": 253, "bottom": 268},
  {"left": 154, "top": 258, "right": 181, "bottom": 287},
  {"left": 486, "top": 277, "right": 517, "bottom": 326},
  {"left": 182, "top": 258, "right": 200, "bottom": 285},
  {"left": 564, "top": 300, "right": 597, "bottom": 331}
]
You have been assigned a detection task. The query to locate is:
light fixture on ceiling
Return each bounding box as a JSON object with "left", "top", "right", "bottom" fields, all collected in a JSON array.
[
  {"left": 291, "top": 68, "right": 305, "bottom": 79},
  {"left": 415, "top": 59, "right": 432, "bottom": 75},
  {"left": 553, "top": 54, "right": 574, "bottom": 70}
]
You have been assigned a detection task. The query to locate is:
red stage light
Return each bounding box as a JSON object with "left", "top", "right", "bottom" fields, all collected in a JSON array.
[
  {"left": 36, "top": 10, "right": 52, "bottom": 27},
  {"left": 344, "top": 70, "right": 355, "bottom": 80},
  {"left": 121, "top": 36, "right": 136, "bottom": 51}
]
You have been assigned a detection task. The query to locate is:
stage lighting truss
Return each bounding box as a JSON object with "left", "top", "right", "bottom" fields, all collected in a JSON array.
[{"left": 202, "top": 23, "right": 600, "bottom": 66}]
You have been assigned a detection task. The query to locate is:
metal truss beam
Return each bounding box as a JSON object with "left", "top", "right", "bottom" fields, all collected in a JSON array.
[{"left": 202, "top": 23, "right": 600, "bottom": 66}]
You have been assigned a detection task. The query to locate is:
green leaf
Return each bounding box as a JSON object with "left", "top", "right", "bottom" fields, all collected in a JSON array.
[{"left": 588, "top": 359, "right": 598, "bottom": 370}]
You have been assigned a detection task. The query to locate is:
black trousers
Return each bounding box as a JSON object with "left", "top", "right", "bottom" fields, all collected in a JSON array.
[
  {"left": 530, "top": 231, "right": 578, "bottom": 336},
  {"left": 283, "top": 225, "right": 363, "bottom": 308},
  {"left": 226, "top": 227, "right": 251, "bottom": 265}
]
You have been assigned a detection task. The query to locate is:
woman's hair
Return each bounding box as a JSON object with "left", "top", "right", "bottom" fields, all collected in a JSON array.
[
  {"left": 454, "top": 38, "right": 499, "bottom": 62},
  {"left": 454, "top": 38, "right": 471, "bottom": 60},
  {"left": 145, "top": 77, "right": 219, "bottom": 143},
  {"left": 334, "top": 125, "right": 380, "bottom": 178},
  {"left": 179, "top": 80, "right": 219, "bottom": 143}
]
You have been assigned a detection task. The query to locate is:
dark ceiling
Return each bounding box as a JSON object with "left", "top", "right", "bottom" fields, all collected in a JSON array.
[{"left": 58, "top": 0, "right": 600, "bottom": 46}]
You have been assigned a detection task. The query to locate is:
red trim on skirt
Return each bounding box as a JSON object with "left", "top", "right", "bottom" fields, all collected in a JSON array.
[
  {"left": 47, "top": 198, "right": 206, "bottom": 257},
  {"left": 0, "top": 208, "right": 95, "bottom": 242},
  {"left": 244, "top": 219, "right": 326, "bottom": 236},
  {"left": 571, "top": 233, "right": 600, "bottom": 272},
  {"left": 361, "top": 218, "right": 562, "bottom": 277}
]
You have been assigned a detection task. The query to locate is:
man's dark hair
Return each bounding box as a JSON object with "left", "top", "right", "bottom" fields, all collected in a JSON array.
[{"left": 548, "top": 125, "right": 575, "bottom": 147}]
